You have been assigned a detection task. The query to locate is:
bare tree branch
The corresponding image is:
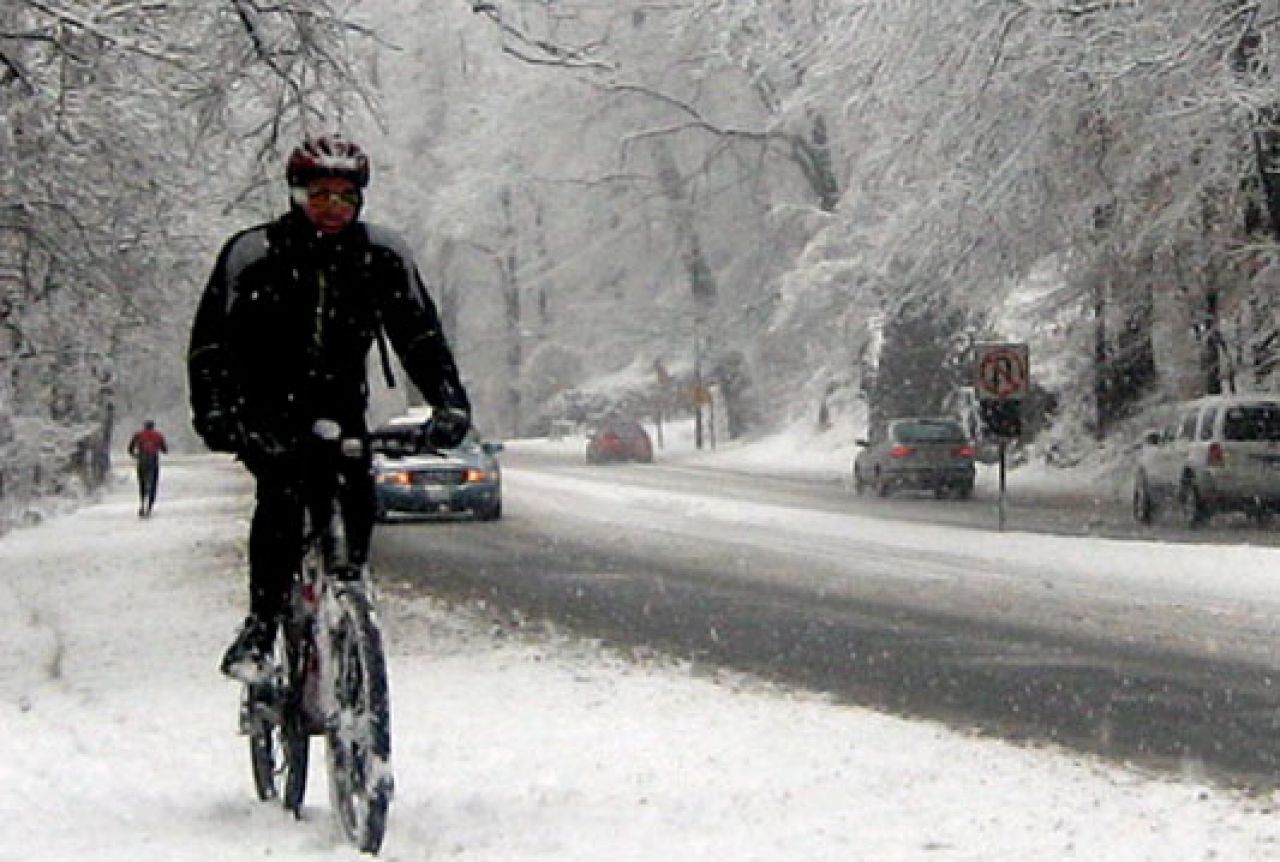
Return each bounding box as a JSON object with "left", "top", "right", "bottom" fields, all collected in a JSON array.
[
  {"left": 466, "top": 0, "right": 614, "bottom": 70},
  {"left": 16, "top": 0, "right": 189, "bottom": 65}
]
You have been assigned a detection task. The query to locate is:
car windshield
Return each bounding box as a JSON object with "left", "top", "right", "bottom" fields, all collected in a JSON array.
[
  {"left": 892, "top": 420, "right": 967, "bottom": 443},
  {"left": 370, "top": 424, "right": 424, "bottom": 456},
  {"left": 1222, "top": 404, "right": 1280, "bottom": 442}
]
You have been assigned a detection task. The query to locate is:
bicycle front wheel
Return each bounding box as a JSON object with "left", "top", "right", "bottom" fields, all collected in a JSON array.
[
  {"left": 246, "top": 632, "right": 310, "bottom": 812},
  {"left": 325, "top": 586, "right": 393, "bottom": 854}
]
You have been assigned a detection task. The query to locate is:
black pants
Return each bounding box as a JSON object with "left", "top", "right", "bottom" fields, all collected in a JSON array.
[
  {"left": 135, "top": 455, "right": 160, "bottom": 511},
  {"left": 245, "top": 437, "right": 374, "bottom": 623}
]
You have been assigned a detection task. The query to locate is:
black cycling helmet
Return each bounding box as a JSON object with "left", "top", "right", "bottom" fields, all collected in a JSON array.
[{"left": 286, "top": 134, "right": 370, "bottom": 188}]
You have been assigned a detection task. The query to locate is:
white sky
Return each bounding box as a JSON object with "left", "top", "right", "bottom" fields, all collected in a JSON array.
[{"left": 2, "top": 422, "right": 1280, "bottom": 860}]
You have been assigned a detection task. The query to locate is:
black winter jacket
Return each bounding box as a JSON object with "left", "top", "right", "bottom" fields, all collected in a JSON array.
[{"left": 188, "top": 210, "right": 469, "bottom": 441}]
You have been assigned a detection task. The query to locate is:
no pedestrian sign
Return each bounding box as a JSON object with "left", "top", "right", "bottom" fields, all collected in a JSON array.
[{"left": 974, "top": 343, "right": 1030, "bottom": 401}]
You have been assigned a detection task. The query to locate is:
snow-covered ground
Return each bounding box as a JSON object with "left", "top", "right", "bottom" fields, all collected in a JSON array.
[{"left": 2, "top": 427, "right": 1279, "bottom": 860}]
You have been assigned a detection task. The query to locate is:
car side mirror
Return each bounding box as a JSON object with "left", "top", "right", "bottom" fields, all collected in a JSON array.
[
  {"left": 855, "top": 438, "right": 869, "bottom": 447},
  {"left": 482, "top": 442, "right": 504, "bottom": 455},
  {"left": 1141, "top": 429, "right": 1161, "bottom": 446}
]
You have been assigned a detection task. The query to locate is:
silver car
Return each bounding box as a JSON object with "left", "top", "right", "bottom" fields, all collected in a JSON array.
[
  {"left": 370, "top": 419, "right": 503, "bottom": 522},
  {"left": 1132, "top": 394, "right": 1280, "bottom": 527},
  {"left": 853, "top": 417, "right": 976, "bottom": 499}
]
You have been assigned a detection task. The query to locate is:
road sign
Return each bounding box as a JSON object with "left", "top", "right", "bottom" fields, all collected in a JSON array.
[{"left": 974, "top": 342, "right": 1030, "bottom": 401}]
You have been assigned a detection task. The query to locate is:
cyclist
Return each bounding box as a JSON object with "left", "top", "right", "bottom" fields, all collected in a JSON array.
[
  {"left": 187, "top": 133, "right": 472, "bottom": 683},
  {"left": 126, "top": 419, "right": 168, "bottom": 517}
]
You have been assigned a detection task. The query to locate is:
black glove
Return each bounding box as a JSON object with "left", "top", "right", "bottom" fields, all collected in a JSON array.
[
  {"left": 426, "top": 407, "right": 471, "bottom": 449},
  {"left": 194, "top": 409, "right": 241, "bottom": 453}
]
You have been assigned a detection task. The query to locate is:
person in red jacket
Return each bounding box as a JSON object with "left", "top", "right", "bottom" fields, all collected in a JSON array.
[{"left": 127, "top": 419, "right": 168, "bottom": 517}]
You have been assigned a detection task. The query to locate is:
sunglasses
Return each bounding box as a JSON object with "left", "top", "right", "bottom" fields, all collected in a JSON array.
[{"left": 306, "top": 187, "right": 361, "bottom": 207}]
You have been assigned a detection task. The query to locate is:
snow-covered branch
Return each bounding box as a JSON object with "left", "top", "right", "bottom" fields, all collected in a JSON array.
[{"left": 466, "top": 0, "right": 614, "bottom": 70}]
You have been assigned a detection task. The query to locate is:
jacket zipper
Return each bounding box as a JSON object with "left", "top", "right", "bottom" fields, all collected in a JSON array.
[{"left": 313, "top": 268, "right": 327, "bottom": 351}]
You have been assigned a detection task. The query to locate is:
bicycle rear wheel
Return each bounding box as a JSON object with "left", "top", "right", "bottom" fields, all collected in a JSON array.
[
  {"left": 325, "top": 586, "right": 394, "bottom": 854},
  {"left": 246, "top": 631, "right": 310, "bottom": 812}
]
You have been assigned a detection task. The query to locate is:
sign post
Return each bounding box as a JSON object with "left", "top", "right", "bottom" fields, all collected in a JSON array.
[
  {"left": 653, "top": 359, "right": 672, "bottom": 449},
  {"left": 973, "top": 342, "right": 1029, "bottom": 531}
]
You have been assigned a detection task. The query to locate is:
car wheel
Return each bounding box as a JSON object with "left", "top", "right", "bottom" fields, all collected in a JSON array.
[
  {"left": 474, "top": 500, "right": 502, "bottom": 521},
  {"left": 873, "top": 471, "right": 891, "bottom": 498},
  {"left": 1179, "top": 479, "right": 1208, "bottom": 528},
  {"left": 1132, "top": 475, "right": 1153, "bottom": 525},
  {"left": 852, "top": 466, "right": 866, "bottom": 496},
  {"left": 955, "top": 480, "right": 974, "bottom": 500}
]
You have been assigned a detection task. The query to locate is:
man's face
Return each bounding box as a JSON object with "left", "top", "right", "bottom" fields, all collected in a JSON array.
[{"left": 301, "top": 177, "right": 360, "bottom": 235}]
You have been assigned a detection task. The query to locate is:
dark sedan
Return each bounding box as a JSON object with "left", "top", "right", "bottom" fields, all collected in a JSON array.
[{"left": 853, "top": 417, "right": 975, "bottom": 499}]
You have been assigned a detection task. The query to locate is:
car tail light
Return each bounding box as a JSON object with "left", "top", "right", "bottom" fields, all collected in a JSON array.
[
  {"left": 378, "top": 470, "right": 413, "bottom": 486},
  {"left": 889, "top": 445, "right": 914, "bottom": 458},
  {"left": 1207, "top": 442, "right": 1226, "bottom": 467},
  {"left": 463, "top": 468, "right": 491, "bottom": 483},
  {"left": 953, "top": 444, "right": 975, "bottom": 458}
]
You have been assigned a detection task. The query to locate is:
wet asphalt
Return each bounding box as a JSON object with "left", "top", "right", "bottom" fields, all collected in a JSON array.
[{"left": 372, "top": 453, "right": 1280, "bottom": 793}]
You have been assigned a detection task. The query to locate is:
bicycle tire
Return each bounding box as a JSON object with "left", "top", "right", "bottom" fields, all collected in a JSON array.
[
  {"left": 280, "top": 636, "right": 311, "bottom": 815},
  {"left": 246, "top": 631, "right": 310, "bottom": 811},
  {"left": 325, "top": 586, "right": 394, "bottom": 854},
  {"left": 246, "top": 684, "right": 280, "bottom": 801}
]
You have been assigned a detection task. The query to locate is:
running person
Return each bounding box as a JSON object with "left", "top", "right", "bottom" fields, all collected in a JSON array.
[
  {"left": 127, "top": 419, "right": 168, "bottom": 517},
  {"left": 187, "top": 134, "right": 472, "bottom": 682}
]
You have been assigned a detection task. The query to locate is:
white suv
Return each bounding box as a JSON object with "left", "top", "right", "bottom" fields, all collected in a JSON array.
[{"left": 1132, "top": 394, "right": 1280, "bottom": 527}]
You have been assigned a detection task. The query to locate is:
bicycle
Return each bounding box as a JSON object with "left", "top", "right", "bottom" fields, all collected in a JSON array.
[{"left": 238, "top": 420, "right": 394, "bottom": 854}]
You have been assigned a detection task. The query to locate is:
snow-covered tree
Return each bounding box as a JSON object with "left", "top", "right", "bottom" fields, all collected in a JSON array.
[{"left": 1, "top": 1, "right": 378, "bottom": 515}]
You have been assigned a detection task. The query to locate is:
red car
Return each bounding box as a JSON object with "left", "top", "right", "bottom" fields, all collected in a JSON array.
[{"left": 586, "top": 418, "right": 654, "bottom": 464}]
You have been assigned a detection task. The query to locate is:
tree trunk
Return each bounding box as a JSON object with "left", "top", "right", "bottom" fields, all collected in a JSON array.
[
  {"left": 0, "top": 210, "right": 27, "bottom": 449},
  {"left": 1093, "top": 283, "right": 1108, "bottom": 441},
  {"left": 1203, "top": 286, "right": 1223, "bottom": 395},
  {"left": 1109, "top": 275, "right": 1157, "bottom": 415},
  {"left": 498, "top": 187, "right": 523, "bottom": 436}
]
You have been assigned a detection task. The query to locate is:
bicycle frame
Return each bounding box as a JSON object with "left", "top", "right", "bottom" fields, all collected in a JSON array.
[{"left": 289, "top": 524, "right": 341, "bottom": 736}]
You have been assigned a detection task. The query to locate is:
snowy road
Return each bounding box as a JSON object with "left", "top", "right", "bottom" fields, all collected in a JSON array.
[
  {"left": 507, "top": 445, "right": 1280, "bottom": 547},
  {"left": 374, "top": 446, "right": 1280, "bottom": 790}
]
